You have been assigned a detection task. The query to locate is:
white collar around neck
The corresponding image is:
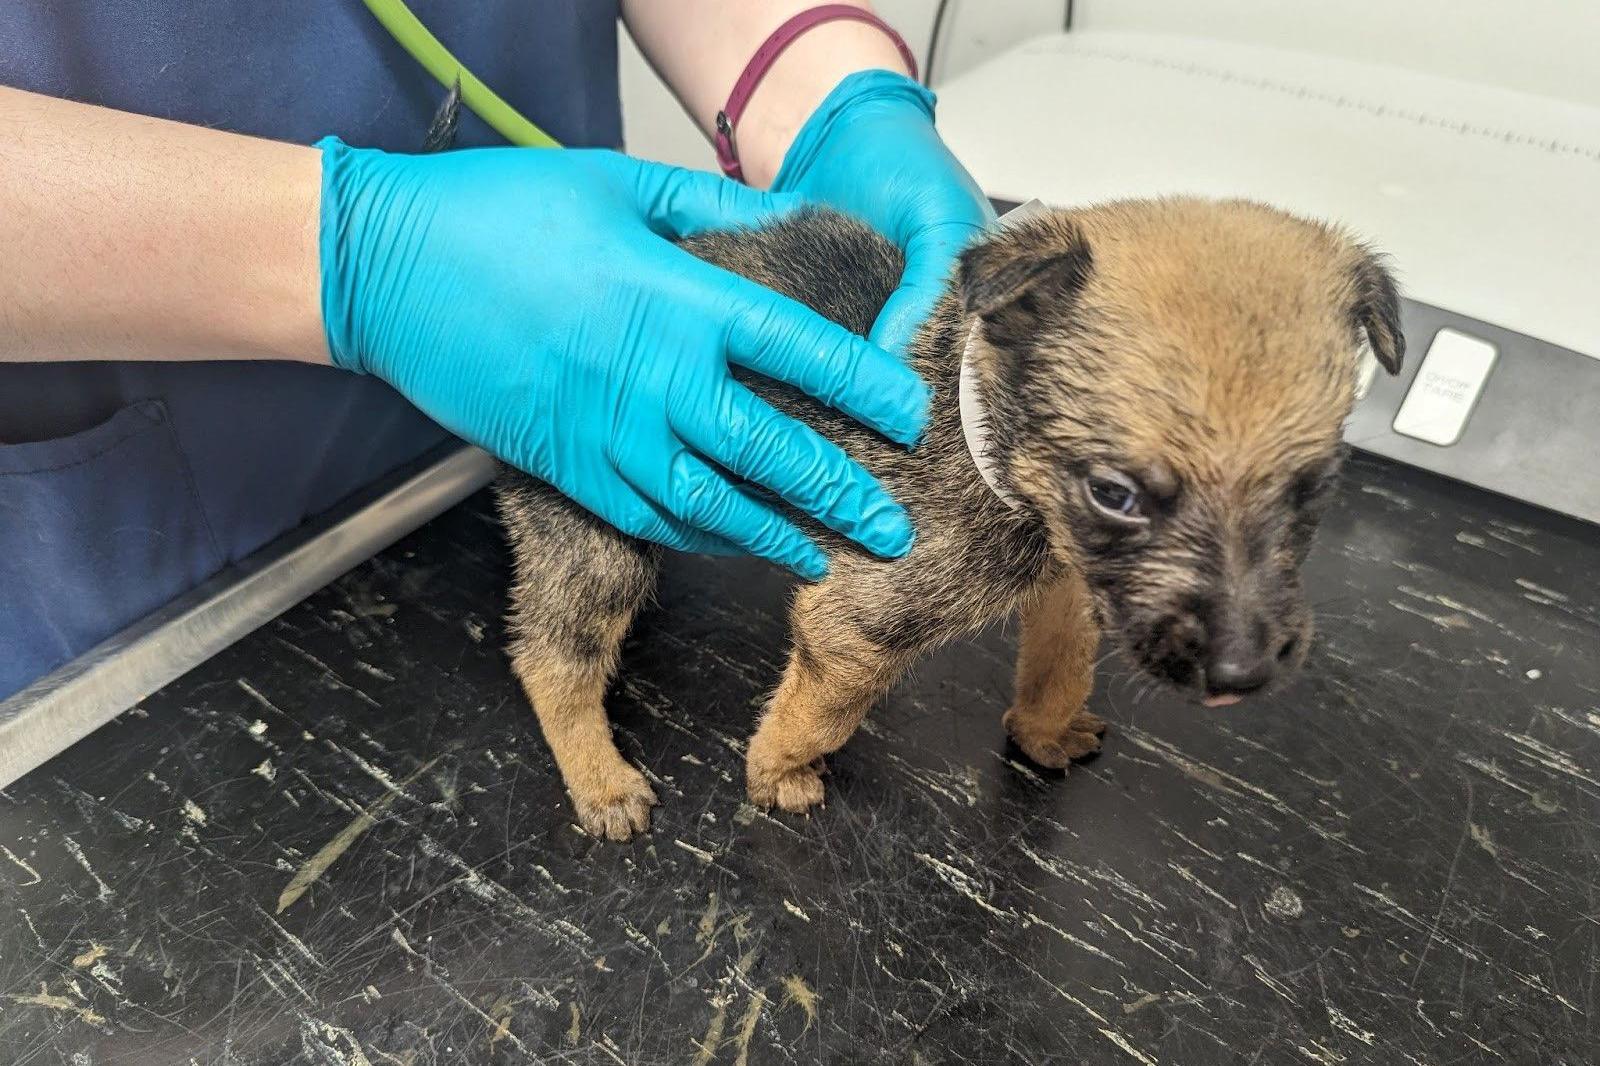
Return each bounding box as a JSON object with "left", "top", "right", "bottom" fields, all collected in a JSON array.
[{"left": 956, "top": 199, "right": 1051, "bottom": 512}]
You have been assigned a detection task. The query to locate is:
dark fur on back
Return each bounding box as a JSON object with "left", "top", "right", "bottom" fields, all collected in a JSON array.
[
  {"left": 497, "top": 210, "right": 1049, "bottom": 675},
  {"left": 689, "top": 210, "right": 902, "bottom": 339}
]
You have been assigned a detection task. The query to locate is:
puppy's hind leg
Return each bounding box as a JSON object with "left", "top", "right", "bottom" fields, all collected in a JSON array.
[
  {"left": 746, "top": 582, "right": 915, "bottom": 814},
  {"left": 1003, "top": 568, "right": 1105, "bottom": 769},
  {"left": 499, "top": 481, "right": 661, "bottom": 841}
]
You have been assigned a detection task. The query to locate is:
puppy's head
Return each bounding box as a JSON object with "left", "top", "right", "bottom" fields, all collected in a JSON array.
[{"left": 960, "top": 198, "right": 1403, "bottom": 704}]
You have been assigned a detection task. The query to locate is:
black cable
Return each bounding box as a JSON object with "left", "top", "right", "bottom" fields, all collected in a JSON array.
[{"left": 923, "top": 0, "right": 953, "bottom": 87}]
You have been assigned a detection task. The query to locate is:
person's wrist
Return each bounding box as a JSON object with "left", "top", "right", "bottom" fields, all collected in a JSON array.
[
  {"left": 226, "top": 138, "right": 333, "bottom": 366},
  {"left": 734, "top": 19, "right": 914, "bottom": 188},
  {"left": 768, "top": 69, "right": 935, "bottom": 194},
  {"left": 279, "top": 143, "right": 333, "bottom": 366},
  {"left": 199, "top": 136, "right": 333, "bottom": 367}
]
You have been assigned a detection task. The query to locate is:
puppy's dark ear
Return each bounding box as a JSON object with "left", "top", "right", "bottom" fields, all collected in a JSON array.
[
  {"left": 958, "top": 224, "right": 1094, "bottom": 322},
  {"left": 1352, "top": 251, "right": 1405, "bottom": 375}
]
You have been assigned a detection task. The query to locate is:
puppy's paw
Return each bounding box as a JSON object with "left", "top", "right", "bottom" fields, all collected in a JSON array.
[
  {"left": 1003, "top": 706, "right": 1105, "bottom": 770},
  {"left": 571, "top": 766, "right": 658, "bottom": 842},
  {"left": 747, "top": 757, "right": 827, "bottom": 815}
]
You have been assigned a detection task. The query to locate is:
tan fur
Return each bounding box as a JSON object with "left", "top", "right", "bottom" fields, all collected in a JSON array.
[
  {"left": 977, "top": 201, "right": 1379, "bottom": 572},
  {"left": 745, "top": 586, "right": 914, "bottom": 813},
  {"left": 1002, "top": 569, "right": 1105, "bottom": 768},
  {"left": 509, "top": 615, "right": 658, "bottom": 842}
]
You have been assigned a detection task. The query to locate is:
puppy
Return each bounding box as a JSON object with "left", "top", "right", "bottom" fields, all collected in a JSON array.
[{"left": 494, "top": 198, "right": 1404, "bottom": 840}]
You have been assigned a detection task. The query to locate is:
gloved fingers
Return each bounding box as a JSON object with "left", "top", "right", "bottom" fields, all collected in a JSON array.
[
  {"left": 570, "top": 474, "right": 745, "bottom": 557},
  {"left": 625, "top": 158, "right": 802, "bottom": 241},
  {"left": 904, "top": 214, "right": 995, "bottom": 269},
  {"left": 723, "top": 283, "right": 930, "bottom": 447},
  {"left": 869, "top": 218, "right": 991, "bottom": 354},
  {"left": 870, "top": 278, "right": 947, "bottom": 358},
  {"left": 623, "top": 448, "right": 830, "bottom": 580},
  {"left": 628, "top": 510, "right": 747, "bottom": 558},
  {"left": 677, "top": 385, "right": 913, "bottom": 560}
]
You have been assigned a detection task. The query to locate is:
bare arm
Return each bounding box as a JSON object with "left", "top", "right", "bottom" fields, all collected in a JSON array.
[
  {"left": 0, "top": 85, "right": 327, "bottom": 364},
  {"left": 2, "top": 10, "right": 914, "bottom": 365},
  {"left": 620, "top": 0, "right": 913, "bottom": 188}
]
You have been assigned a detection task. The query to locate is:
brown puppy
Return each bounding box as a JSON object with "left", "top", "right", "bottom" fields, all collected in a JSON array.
[{"left": 494, "top": 198, "right": 1404, "bottom": 840}]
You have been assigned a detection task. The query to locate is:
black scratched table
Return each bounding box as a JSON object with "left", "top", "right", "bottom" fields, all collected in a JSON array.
[{"left": 1, "top": 453, "right": 1596, "bottom": 1065}]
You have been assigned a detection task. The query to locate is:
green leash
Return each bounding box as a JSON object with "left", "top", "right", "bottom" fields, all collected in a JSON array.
[{"left": 362, "top": 0, "right": 561, "bottom": 148}]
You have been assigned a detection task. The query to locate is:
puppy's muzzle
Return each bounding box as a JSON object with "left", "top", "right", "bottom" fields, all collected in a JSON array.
[{"left": 1152, "top": 596, "right": 1306, "bottom": 706}]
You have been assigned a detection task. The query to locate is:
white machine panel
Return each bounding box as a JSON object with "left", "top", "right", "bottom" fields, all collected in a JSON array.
[
  {"left": 1391, "top": 330, "right": 1498, "bottom": 446},
  {"left": 934, "top": 31, "right": 1600, "bottom": 362}
]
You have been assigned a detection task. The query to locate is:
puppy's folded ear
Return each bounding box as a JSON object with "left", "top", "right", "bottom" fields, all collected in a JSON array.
[
  {"left": 1351, "top": 251, "right": 1405, "bottom": 375},
  {"left": 958, "top": 222, "right": 1094, "bottom": 337}
]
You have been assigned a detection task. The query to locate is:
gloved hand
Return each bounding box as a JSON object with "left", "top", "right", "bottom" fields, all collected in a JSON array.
[
  {"left": 318, "top": 139, "right": 929, "bottom": 580},
  {"left": 771, "top": 69, "right": 995, "bottom": 356}
]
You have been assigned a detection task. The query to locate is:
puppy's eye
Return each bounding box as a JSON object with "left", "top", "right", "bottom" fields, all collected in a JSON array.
[{"left": 1085, "top": 473, "right": 1145, "bottom": 521}]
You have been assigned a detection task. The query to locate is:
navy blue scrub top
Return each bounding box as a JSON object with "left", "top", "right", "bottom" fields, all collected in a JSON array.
[{"left": 0, "top": 2, "right": 623, "bottom": 699}]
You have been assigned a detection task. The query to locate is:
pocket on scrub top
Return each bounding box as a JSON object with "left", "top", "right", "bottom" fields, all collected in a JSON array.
[{"left": 0, "top": 399, "right": 225, "bottom": 699}]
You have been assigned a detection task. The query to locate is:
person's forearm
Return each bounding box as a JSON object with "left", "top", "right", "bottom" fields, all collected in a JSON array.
[
  {"left": 0, "top": 86, "right": 327, "bottom": 365},
  {"left": 620, "top": 1, "right": 912, "bottom": 188}
]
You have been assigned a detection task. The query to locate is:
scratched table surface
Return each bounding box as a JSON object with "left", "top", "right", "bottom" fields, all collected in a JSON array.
[{"left": 1, "top": 453, "right": 1596, "bottom": 1065}]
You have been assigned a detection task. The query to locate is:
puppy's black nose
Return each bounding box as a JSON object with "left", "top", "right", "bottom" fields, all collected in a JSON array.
[{"left": 1206, "top": 653, "right": 1275, "bottom": 697}]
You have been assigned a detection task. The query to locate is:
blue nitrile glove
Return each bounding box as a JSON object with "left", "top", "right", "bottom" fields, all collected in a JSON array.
[
  {"left": 318, "top": 139, "right": 930, "bottom": 580},
  {"left": 771, "top": 70, "right": 996, "bottom": 356}
]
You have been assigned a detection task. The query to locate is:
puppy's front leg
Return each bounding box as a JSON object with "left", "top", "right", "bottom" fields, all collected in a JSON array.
[
  {"left": 747, "top": 583, "right": 913, "bottom": 814},
  {"left": 1004, "top": 569, "right": 1105, "bottom": 768}
]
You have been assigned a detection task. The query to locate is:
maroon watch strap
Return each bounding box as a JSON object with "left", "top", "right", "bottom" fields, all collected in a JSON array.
[{"left": 715, "top": 5, "right": 919, "bottom": 182}]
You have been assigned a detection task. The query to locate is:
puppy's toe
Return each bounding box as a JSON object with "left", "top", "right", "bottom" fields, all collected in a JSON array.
[
  {"left": 1069, "top": 708, "right": 1107, "bottom": 737},
  {"left": 747, "top": 758, "right": 827, "bottom": 815},
  {"left": 573, "top": 768, "right": 658, "bottom": 843}
]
